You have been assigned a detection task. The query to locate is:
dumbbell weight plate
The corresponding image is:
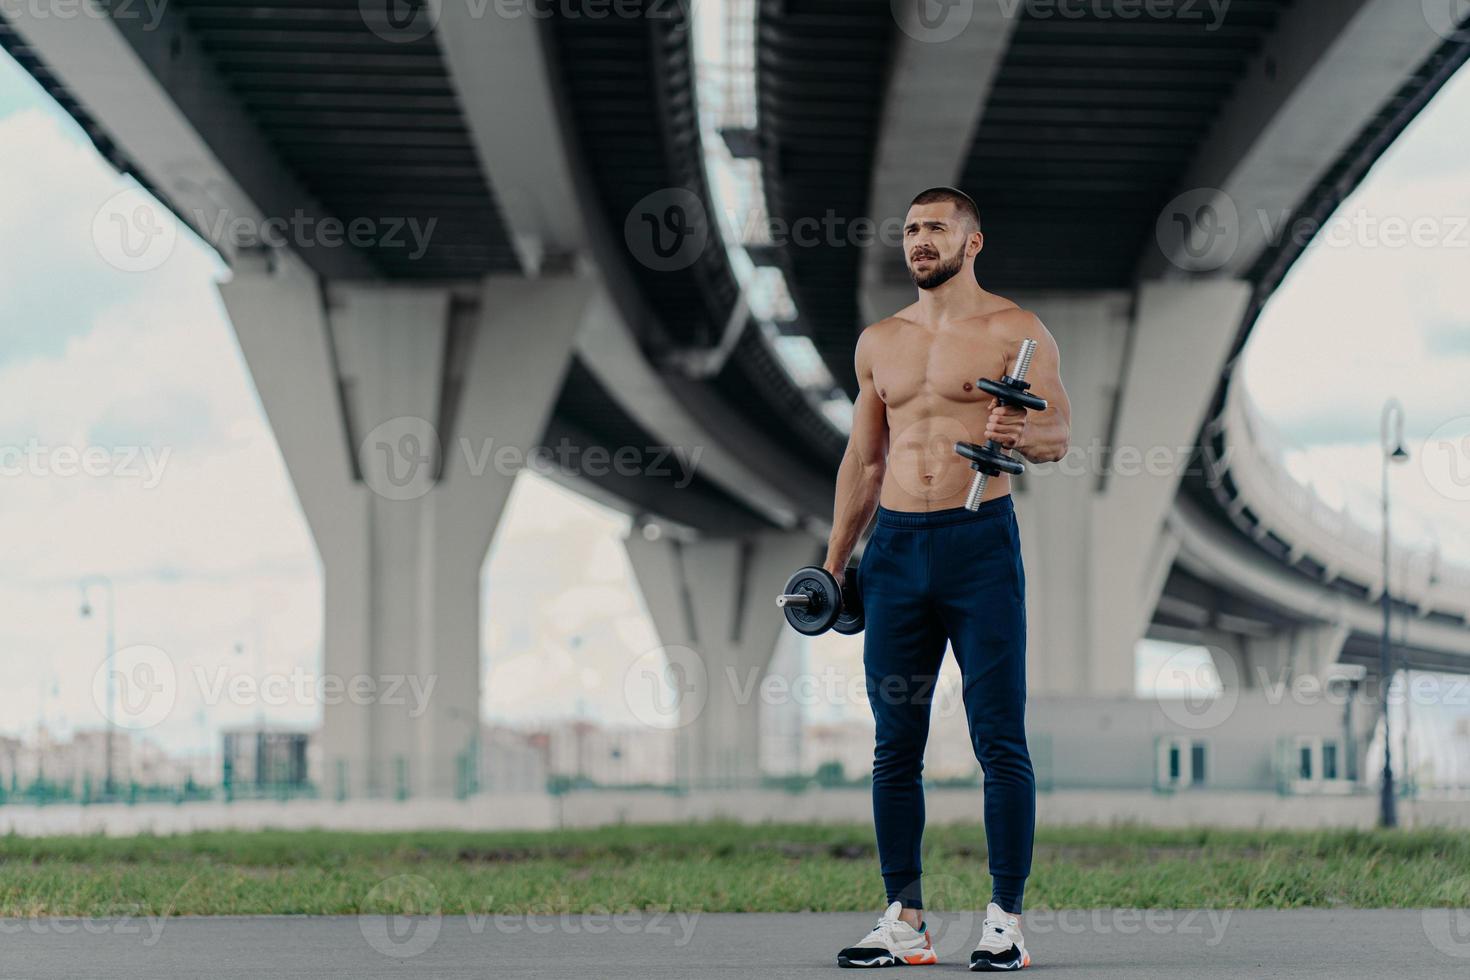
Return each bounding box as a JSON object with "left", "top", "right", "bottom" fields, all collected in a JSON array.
[
  {"left": 779, "top": 566, "right": 842, "bottom": 636},
  {"left": 976, "top": 377, "right": 1048, "bottom": 413},
  {"left": 833, "top": 566, "right": 864, "bottom": 635}
]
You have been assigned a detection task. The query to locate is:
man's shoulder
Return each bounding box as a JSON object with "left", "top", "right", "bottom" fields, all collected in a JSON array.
[
  {"left": 985, "top": 301, "right": 1045, "bottom": 339},
  {"left": 859, "top": 308, "right": 916, "bottom": 343}
]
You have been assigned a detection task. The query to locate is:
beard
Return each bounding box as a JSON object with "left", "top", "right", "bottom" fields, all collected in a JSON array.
[{"left": 908, "top": 243, "right": 966, "bottom": 290}]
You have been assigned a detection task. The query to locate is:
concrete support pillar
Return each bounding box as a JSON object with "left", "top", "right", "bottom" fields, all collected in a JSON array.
[
  {"left": 625, "top": 530, "right": 818, "bottom": 789},
  {"left": 1017, "top": 280, "right": 1253, "bottom": 695},
  {"left": 1288, "top": 622, "right": 1352, "bottom": 683},
  {"left": 1204, "top": 621, "right": 1351, "bottom": 694},
  {"left": 218, "top": 252, "right": 593, "bottom": 797},
  {"left": 1203, "top": 631, "right": 1286, "bottom": 691}
]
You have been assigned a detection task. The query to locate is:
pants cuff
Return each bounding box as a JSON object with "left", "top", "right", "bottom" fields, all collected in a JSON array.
[
  {"left": 884, "top": 871, "right": 923, "bottom": 909},
  {"left": 991, "top": 875, "right": 1025, "bottom": 915}
]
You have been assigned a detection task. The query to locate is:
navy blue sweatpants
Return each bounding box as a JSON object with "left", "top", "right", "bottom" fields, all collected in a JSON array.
[{"left": 857, "top": 495, "right": 1035, "bottom": 915}]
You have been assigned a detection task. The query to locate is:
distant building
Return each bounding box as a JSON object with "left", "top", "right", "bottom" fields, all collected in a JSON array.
[
  {"left": 221, "top": 727, "right": 311, "bottom": 789},
  {"left": 524, "top": 719, "right": 676, "bottom": 786},
  {"left": 0, "top": 735, "right": 20, "bottom": 791},
  {"left": 760, "top": 631, "right": 807, "bottom": 777},
  {"left": 479, "top": 724, "right": 549, "bottom": 793},
  {"left": 802, "top": 721, "right": 874, "bottom": 782},
  {"left": 1028, "top": 689, "right": 1363, "bottom": 794},
  {"left": 30, "top": 729, "right": 133, "bottom": 793}
]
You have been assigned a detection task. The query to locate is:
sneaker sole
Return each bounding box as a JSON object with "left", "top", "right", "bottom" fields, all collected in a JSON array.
[
  {"left": 838, "top": 950, "right": 939, "bottom": 968},
  {"left": 969, "top": 951, "right": 1030, "bottom": 971}
]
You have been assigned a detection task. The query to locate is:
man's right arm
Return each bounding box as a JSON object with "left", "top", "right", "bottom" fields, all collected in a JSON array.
[{"left": 824, "top": 327, "right": 888, "bottom": 580}]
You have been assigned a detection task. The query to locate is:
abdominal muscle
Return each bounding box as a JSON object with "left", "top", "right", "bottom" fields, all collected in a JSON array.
[{"left": 878, "top": 399, "right": 1011, "bottom": 512}]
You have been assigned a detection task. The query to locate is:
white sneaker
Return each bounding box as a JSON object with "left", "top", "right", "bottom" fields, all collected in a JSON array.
[
  {"left": 969, "top": 902, "right": 1030, "bottom": 971},
  {"left": 837, "top": 900, "right": 937, "bottom": 968}
]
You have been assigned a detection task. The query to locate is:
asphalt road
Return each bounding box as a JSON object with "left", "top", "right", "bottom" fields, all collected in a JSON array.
[{"left": 3, "top": 908, "right": 1469, "bottom": 978}]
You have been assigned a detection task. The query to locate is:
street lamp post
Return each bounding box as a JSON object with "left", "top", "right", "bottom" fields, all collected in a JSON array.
[
  {"left": 79, "top": 575, "right": 117, "bottom": 800},
  {"left": 1378, "top": 399, "right": 1409, "bottom": 829}
]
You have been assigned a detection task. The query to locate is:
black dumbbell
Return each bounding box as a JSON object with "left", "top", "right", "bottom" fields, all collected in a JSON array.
[
  {"left": 777, "top": 565, "right": 864, "bottom": 636},
  {"left": 954, "top": 338, "right": 1049, "bottom": 511}
]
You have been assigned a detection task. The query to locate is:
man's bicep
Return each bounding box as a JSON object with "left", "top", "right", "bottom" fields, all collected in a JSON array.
[
  {"left": 850, "top": 332, "right": 889, "bottom": 466},
  {"left": 1021, "top": 318, "right": 1070, "bottom": 423}
]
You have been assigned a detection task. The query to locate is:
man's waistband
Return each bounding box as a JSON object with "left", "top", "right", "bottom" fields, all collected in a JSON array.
[{"left": 876, "top": 495, "right": 1013, "bottom": 529}]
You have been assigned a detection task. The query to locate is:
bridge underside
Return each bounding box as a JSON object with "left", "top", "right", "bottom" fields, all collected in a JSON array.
[{"left": 3, "top": 1, "right": 1469, "bottom": 796}]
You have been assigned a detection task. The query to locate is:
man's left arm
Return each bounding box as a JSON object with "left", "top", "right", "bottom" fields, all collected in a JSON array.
[{"left": 983, "top": 312, "right": 1071, "bottom": 463}]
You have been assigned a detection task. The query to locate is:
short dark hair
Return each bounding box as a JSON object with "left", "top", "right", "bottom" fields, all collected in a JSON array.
[{"left": 909, "top": 186, "right": 981, "bottom": 233}]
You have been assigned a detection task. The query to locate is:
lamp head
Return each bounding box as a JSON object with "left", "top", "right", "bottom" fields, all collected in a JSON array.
[{"left": 1390, "top": 444, "right": 1410, "bottom": 464}]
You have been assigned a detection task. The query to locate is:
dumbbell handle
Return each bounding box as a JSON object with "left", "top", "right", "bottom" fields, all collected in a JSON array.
[
  {"left": 776, "top": 594, "right": 811, "bottom": 609},
  {"left": 963, "top": 339, "right": 1039, "bottom": 511}
]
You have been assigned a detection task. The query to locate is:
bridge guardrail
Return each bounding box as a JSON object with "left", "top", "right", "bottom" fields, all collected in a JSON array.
[{"left": 1208, "top": 383, "right": 1470, "bottom": 623}]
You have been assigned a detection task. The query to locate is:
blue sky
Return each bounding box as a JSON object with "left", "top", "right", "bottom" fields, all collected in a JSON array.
[{"left": 0, "top": 43, "right": 1466, "bottom": 779}]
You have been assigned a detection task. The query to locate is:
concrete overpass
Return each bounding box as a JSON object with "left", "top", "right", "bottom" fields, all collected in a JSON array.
[{"left": 3, "top": 0, "right": 1468, "bottom": 795}]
